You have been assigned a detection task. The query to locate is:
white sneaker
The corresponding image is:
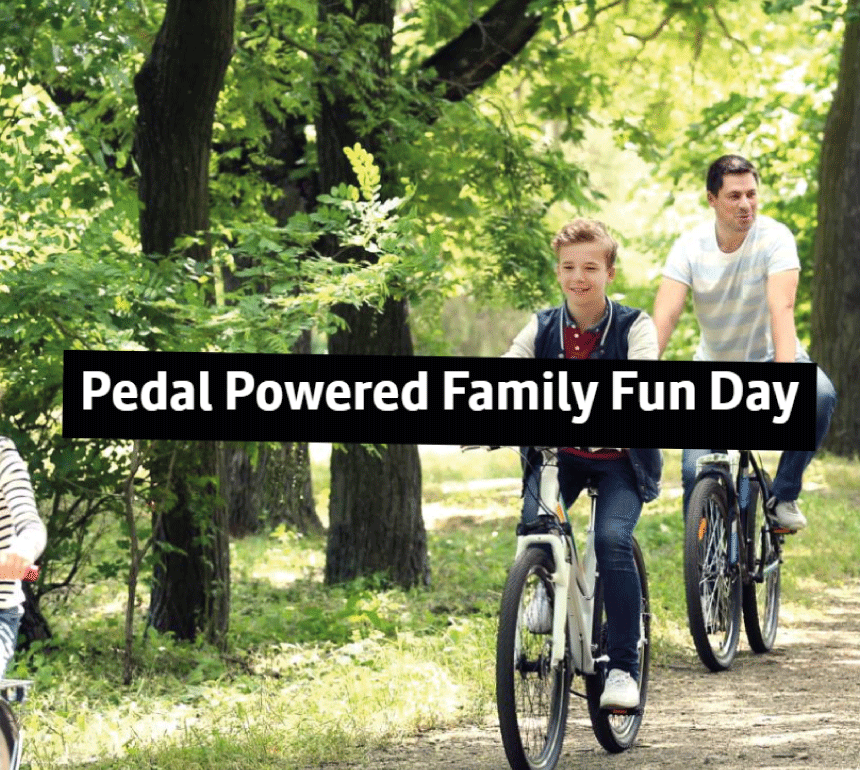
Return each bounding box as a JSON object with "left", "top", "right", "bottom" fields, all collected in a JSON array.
[
  {"left": 599, "top": 668, "right": 640, "bottom": 710},
  {"left": 768, "top": 497, "right": 807, "bottom": 531},
  {"left": 524, "top": 583, "right": 552, "bottom": 634}
]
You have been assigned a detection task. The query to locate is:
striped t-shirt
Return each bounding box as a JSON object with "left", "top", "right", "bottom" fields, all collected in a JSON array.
[
  {"left": 0, "top": 438, "right": 47, "bottom": 609},
  {"left": 663, "top": 214, "right": 805, "bottom": 362}
]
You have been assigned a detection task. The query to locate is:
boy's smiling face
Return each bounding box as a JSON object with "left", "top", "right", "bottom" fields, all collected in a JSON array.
[{"left": 555, "top": 241, "right": 615, "bottom": 314}]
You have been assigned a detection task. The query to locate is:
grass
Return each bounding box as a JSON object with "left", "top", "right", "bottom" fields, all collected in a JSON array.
[{"left": 15, "top": 448, "right": 860, "bottom": 769}]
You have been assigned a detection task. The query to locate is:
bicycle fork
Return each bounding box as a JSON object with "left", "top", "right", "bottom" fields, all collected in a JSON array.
[
  {"left": 515, "top": 534, "right": 572, "bottom": 669},
  {"left": 514, "top": 532, "right": 600, "bottom": 674}
]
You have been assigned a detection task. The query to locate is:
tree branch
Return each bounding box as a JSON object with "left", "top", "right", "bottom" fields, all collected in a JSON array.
[
  {"left": 711, "top": 5, "right": 750, "bottom": 53},
  {"left": 419, "top": 0, "right": 547, "bottom": 102}
]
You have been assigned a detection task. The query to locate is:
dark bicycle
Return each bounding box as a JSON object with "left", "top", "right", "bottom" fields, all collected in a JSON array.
[{"left": 683, "top": 450, "right": 785, "bottom": 671}]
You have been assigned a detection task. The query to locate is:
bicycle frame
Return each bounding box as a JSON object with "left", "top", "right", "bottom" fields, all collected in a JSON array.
[
  {"left": 737, "top": 450, "right": 783, "bottom": 585},
  {"left": 694, "top": 450, "right": 780, "bottom": 585},
  {"left": 513, "top": 449, "right": 603, "bottom": 676}
]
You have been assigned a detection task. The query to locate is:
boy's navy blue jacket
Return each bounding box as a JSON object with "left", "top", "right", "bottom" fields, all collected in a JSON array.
[{"left": 533, "top": 300, "right": 662, "bottom": 504}]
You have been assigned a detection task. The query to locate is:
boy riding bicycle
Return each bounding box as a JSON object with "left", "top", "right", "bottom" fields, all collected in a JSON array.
[{"left": 502, "top": 218, "right": 661, "bottom": 709}]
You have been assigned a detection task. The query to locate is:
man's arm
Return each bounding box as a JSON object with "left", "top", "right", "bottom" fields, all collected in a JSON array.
[
  {"left": 767, "top": 269, "right": 799, "bottom": 363},
  {"left": 652, "top": 278, "right": 689, "bottom": 358}
]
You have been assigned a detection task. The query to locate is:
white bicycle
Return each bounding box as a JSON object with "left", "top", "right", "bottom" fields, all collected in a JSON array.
[
  {"left": 474, "top": 447, "right": 650, "bottom": 770},
  {"left": 0, "top": 567, "right": 40, "bottom": 770},
  {"left": 0, "top": 679, "right": 30, "bottom": 770}
]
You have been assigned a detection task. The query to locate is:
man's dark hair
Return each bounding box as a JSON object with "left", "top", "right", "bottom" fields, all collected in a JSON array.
[{"left": 706, "top": 155, "right": 759, "bottom": 196}]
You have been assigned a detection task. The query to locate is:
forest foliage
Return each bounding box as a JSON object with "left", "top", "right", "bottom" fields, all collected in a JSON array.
[{"left": 0, "top": 0, "right": 852, "bottom": 641}]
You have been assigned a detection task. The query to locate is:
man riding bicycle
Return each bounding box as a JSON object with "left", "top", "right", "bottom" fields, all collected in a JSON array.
[{"left": 652, "top": 154, "right": 836, "bottom": 531}]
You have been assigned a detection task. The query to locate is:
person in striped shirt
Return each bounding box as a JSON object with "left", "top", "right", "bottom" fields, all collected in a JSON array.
[
  {"left": 0, "top": 437, "right": 47, "bottom": 677},
  {"left": 653, "top": 154, "right": 837, "bottom": 532}
]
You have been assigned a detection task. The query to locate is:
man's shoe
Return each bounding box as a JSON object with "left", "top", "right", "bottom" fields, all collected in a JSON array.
[
  {"left": 599, "top": 668, "right": 640, "bottom": 710},
  {"left": 524, "top": 583, "right": 552, "bottom": 634},
  {"left": 767, "top": 497, "right": 807, "bottom": 531}
]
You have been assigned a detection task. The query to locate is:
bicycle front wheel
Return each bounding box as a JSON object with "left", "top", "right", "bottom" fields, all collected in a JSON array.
[
  {"left": 584, "top": 537, "right": 649, "bottom": 753},
  {"left": 684, "top": 476, "right": 741, "bottom": 671},
  {"left": 743, "top": 472, "right": 781, "bottom": 652},
  {"left": 0, "top": 700, "right": 19, "bottom": 770},
  {"left": 496, "top": 546, "right": 571, "bottom": 770}
]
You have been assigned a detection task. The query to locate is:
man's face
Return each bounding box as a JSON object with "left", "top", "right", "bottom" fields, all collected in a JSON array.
[
  {"left": 708, "top": 171, "right": 758, "bottom": 235},
  {"left": 555, "top": 241, "right": 614, "bottom": 311}
]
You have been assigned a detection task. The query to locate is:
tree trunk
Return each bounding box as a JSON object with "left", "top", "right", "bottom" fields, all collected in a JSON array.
[
  {"left": 133, "top": 0, "right": 236, "bottom": 641},
  {"left": 263, "top": 441, "right": 323, "bottom": 535},
  {"left": 266, "top": 330, "right": 321, "bottom": 533},
  {"left": 225, "top": 439, "right": 322, "bottom": 536},
  {"left": 811, "top": 4, "right": 860, "bottom": 455},
  {"left": 226, "top": 446, "right": 264, "bottom": 537},
  {"left": 325, "top": 300, "right": 428, "bottom": 587},
  {"left": 134, "top": 0, "right": 235, "bottom": 259},
  {"left": 148, "top": 445, "right": 208, "bottom": 641},
  {"left": 316, "top": 0, "right": 428, "bottom": 588},
  {"left": 148, "top": 442, "right": 231, "bottom": 646}
]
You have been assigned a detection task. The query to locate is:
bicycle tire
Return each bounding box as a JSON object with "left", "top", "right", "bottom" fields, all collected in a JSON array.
[
  {"left": 0, "top": 700, "right": 18, "bottom": 770},
  {"left": 496, "top": 546, "right": 571, "bottom": 770},
  {"left": 584, "top": 538, "right": 649, "bottom": 753},
  {"left": 684, "top": 475, "right": 741, "bottom": 671},
  {"left": 742, "top": 471, "right": 780, "bottom": 652}
]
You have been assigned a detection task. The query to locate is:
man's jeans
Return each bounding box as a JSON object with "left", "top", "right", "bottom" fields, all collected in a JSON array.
[
  {"left": 520, "top": 449, "right": 643, "bottom": 678},
  {"left": 0, "top": 606, "right": 22, "bottom": 679},
  {"left": 682, "top": 361, "right": 837, "bottom": 515}
]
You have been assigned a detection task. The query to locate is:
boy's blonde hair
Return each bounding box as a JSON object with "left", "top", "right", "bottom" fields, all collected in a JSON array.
[{"left": 551, "top": 218, "right": 618, "bottom": 270}]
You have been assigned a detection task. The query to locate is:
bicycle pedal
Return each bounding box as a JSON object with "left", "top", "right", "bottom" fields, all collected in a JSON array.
[
  {"left": 770, "top": 526, "right": 796, "bottom": 535},
  {"left": 600, "top": 705, "right": 642, "bottom": 716}
]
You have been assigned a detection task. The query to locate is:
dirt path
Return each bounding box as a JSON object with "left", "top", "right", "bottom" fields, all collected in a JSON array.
[{"left": 316, "top": 581, "right": 860, "bottom": 770}]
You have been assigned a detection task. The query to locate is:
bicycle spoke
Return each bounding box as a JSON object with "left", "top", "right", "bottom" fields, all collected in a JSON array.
[
  {"left": 698, "top": 499, "right": 729, "bottom": 633},
  {"left": 685, "top": 476, "right": 741, "bottom": 670},
  {"left": 497, "top": 548, "right": 570, "bottom": 770}
]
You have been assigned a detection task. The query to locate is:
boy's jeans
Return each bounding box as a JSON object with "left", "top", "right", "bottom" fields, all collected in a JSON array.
[
  {"left": 0, "top": 606, "right": 22, "bottom": 679},
  {"left": 682, "top": 361, "right": 837, "bottom": 515},
  {"left": 520, "top": 449, "right": 643, "bottom": 679}
]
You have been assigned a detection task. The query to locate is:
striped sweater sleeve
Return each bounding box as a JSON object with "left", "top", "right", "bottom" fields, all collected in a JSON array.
[{"left": 0, "top": 438, "right": 47, "bottom": 565}]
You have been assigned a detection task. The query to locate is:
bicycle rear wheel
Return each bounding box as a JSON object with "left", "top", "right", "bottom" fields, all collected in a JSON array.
[
  {"left": 496, "top": 546, "right": 571, "bottom": 770},
  {"left": 584, "top": 538, "right": 649, "bottom": 752},
  {"left": 684, "top": 476, "right": 741, "bottom": 671},
  {"left": 742, "top": 472, "right": 781, "bottom": 652}
]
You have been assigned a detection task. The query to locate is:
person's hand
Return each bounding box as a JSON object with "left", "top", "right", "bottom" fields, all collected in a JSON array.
[{"left": 0, "top": 552, "right": 31, "bottom": 581}]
